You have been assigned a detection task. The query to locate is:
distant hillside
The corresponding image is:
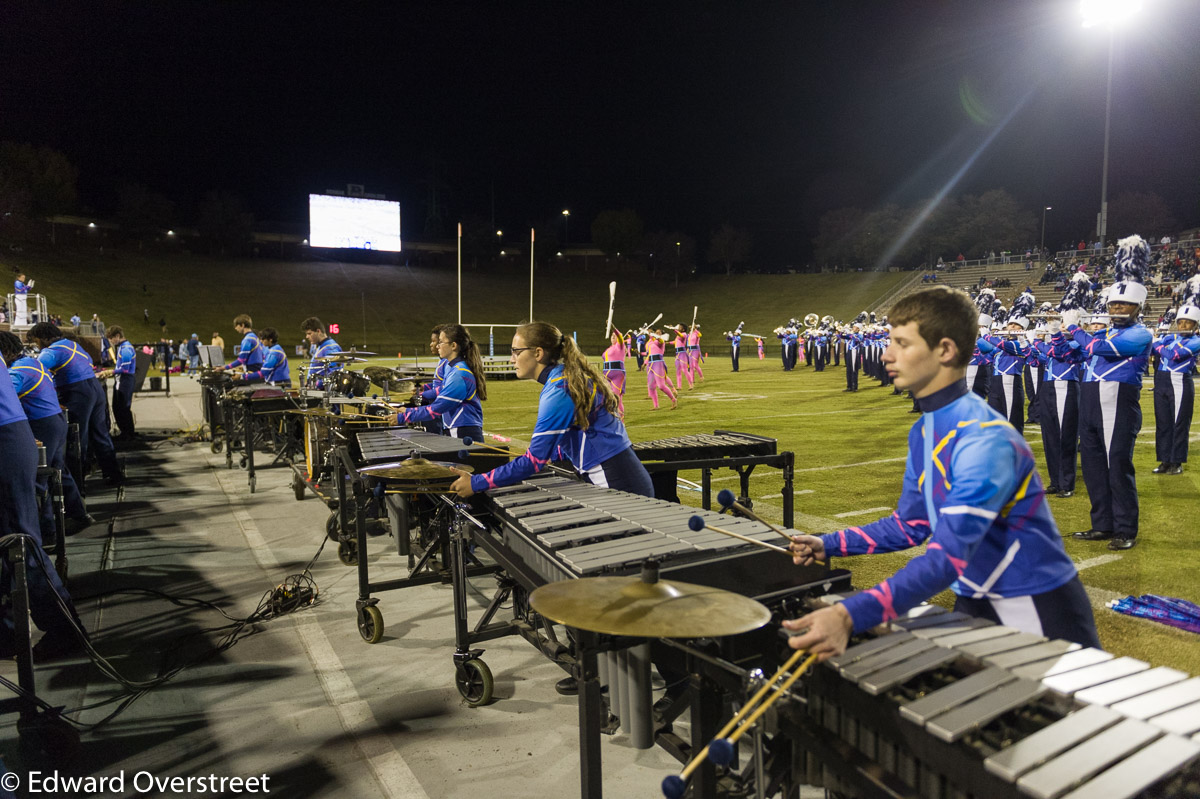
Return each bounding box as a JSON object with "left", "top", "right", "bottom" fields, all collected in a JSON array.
[{"left": 6, "top": 247, "right": 908, "bottom": 354}]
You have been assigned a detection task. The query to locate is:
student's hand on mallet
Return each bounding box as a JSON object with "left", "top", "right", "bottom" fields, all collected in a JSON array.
[{"left": 789, "top": 534, "right": 826, "bottom": 567}]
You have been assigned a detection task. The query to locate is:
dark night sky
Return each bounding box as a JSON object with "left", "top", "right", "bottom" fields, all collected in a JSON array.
[{"left": 2, "top": 1, "right": 1198, "bottom": 264}]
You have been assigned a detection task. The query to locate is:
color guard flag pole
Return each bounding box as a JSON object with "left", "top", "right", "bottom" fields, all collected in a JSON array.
[
  {"left": 530, "top": 227, "right": 535, "bottom": 321},
  {"left": 457, "top": 222, "right": 463, "bottom": 324}
]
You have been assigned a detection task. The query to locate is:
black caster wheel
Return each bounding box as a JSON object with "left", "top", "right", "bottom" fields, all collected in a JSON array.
[
  {"left": 210, "top": 439, "right": 223, "bottom": 454},
  {"left": 337, "top": 539, "right": 358, "bottom": 566},
  {"left": 455, "top": 659, "right": 494, "bottom": 707},
  {"left": 358, "top": 605, "right": 384, "bottom": 643},
  {"left": 326, "top": 510, "right": 341, "bottom": 542},
  {"left": 240, "top": 457, "right": 248, "bottom": 470},
  {"left": 249, "top": 475, "right": 256, "bottom": 493},
  {"left": 293, "top": 476, "right": 306, "bottom": 501},
  {"left": 19, "top": 714, "right": 81, "bottom": 765}
]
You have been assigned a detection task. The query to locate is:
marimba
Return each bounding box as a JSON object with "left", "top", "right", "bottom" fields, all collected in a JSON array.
[
  {"left": 771, "top": 598, "right": 1200, "bottom": 799},
  {"left": 219, "top": 385, "right": 318, "bottom": 492},
  {"left": 631, "top": 430, "right": 795, "bottom": 526}
]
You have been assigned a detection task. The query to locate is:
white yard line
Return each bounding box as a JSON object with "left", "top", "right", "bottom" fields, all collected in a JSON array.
[{"left": 833, "top": 506, "right": 893, "bottom": 519}]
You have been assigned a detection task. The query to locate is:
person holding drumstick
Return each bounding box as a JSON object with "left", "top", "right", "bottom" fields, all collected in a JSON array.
[
  {"left": 398, "top": 324, "right": 486, "bottom": 442},
  {"left": 449, "top": 321, "right": 652, "bottom": 498},
  {"left": 783, "top": 287, "right": 1099, "bottom": 661}
]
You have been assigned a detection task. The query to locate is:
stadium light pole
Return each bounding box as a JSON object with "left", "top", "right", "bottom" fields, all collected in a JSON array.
[
  {"left": 1040, "top": 206, "right": 1052, "bottom": 255},
  {"left": 1081, "top": 0, "right": 1142, "bottom": 246}
]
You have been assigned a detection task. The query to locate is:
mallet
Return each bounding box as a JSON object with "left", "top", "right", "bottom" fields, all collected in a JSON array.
[
  {"left": 687, "top": 515, "right": 791, "bottom": 556},
  {"left": 717, "top": 489, "right": 794, "bottom": 542}
]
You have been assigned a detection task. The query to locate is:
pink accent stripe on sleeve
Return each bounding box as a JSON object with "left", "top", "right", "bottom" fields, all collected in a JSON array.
[
  {"left": 864, "top": 582, "right": 898, "bottom": 623},
  {"left": 849, "top": 526, "right": 876, "bottom": 554}
]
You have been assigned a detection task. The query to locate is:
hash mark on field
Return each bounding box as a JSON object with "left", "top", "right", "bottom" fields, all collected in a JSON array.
[
  {"left": 1074, "top": 554, "right": 1122, "bottom": 572},
  {"left": 759, "top": 489, "right": 814, "bottom": 499},
  {"left": 833, "top": 506, "right": 892, "bottom": 519}
]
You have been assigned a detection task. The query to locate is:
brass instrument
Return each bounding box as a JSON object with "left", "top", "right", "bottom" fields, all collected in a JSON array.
[
  {"left": 803, "top": 313, "right": 819, "bottom": 328},
  {"left": 821, "top": 314, "right": 835, "bottom": 326}
]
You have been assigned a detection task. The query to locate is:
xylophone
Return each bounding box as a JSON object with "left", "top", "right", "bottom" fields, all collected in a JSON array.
[
  {"left": 630, "top": 429, "right": 795, "bottom": 526},
  {"left": 768, "top": 597, "right": 1200, "bottom": 799},
  {"left": 219, "top": 385, "right": 319, "bottom": 492}
]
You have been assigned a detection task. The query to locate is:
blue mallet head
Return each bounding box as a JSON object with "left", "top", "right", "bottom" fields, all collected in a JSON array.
[
  {"left": 708, "top": 737, "right": 735, "bottom": 766},
  {"left": 461, "top": 436, "right": 474, "bottom": 445},
  {"left": 717, "top": 489, "right": 736, "bottom": 508},
  {"left": 457, "top": 450, "right": 470, "bottom": 460},
  {"left": 661, "top": 775, "right": 686, "bottom": 799},
  {"left": 688, "top": 515, "right": 706, "bottom": 532}
]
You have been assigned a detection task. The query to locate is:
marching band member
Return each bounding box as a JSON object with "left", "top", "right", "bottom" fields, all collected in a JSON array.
[
  {"left": 1033, "top": 319, "right": 1085, "bottom": 497},
  {"left": 783, "top": 287, "right": 1099, "bottom": 660},
  {"left": 601, "top": 328, "right": 628, "bottom": 418},
  {"left": 239, "top": 328, "right": 291, "bottom": 387},
  {"left": 0, "top": 354, "right": 89, "bottom": 660},
  {"left": 1067, "top": 235, "right": 1154, "bottom": 551},
  {"left": 672, "top": 325, "right": 693, "bottom": 390},
  {"left": 983, "top": 315, "right": 1031, "bottom": 433},
  {"left": 686, "top": 323, "right": 704, "bottom": 383},
  {"left": 105, "top": 325, "right": 138, "bottom": 440},
  {"left": 415, "top": 325, "right": 448, "bottom": 435},
  {"left": 756, "top": 336, "right": 764, "bottom": 361},
  {"left": 1151, "top": 299, "right": 1200, "bottom": 475},
  {"left": 0, "top": 332, "right": 92, "bottom": 540},
  {"left": 450, "top": 321, "right": 652, "bottom": 498},
  {"left": 841, "top": 323, "right": 863, "bottom": 392},
  {"left": 13, "top": 273, "right": 32, "bottom": 325},
  {"left": 26, "top": 322, "right": 122, "bottom": 487},
  {"left": 776, "top": 327, "right": 790, "bottom": 371},
  {"left": 644, "top": 327, "right": 677, "bottom": 410},
  {"left": 635, "top": 328, "right": 648, "bottom": 372},
  {"left": 397, "top": 324, "right": 485, "bottom": 442},
  {"left": 725, "top": 323, "right": 742, "bottom": 372},
  {"left": 217, "top": 314, "right": 265, "bottom": 376},
  {"left": 301, "top": 316, "right": 341, "bottom": 385}
]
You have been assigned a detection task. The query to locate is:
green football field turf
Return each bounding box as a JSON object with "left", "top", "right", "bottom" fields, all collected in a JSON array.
[{"left": 445, "top": 349, "right": 1200, "bottom": 673}]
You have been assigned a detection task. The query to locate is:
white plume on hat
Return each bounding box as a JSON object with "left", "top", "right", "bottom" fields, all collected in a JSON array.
[{"left": 1109, "top": 234, "right": 1149, "bottom": 306}]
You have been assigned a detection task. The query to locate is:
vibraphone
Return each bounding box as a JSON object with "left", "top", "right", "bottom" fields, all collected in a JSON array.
[
  {"left": 631, "top": 430, "right": 795, "bottom": 527},
  {"left": 219, "top": 385, "right": 319, "bottom": 492},
  {"left": 329, "top": 427, "right": 513, "bottom": 643},
  {"left": 767, "top": 597, "right": 1200, "bottom": 799},
  {"left": 449, "top": 472, "right": 848, "bottom": 797}
]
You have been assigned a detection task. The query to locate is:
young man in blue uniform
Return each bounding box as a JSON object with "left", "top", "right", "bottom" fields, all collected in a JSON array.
[
  {"left": 725, "top": 324, "right": 742, "bottom": 372},
  {"left": 1067, "top": 235, "right": 1154, "bottom": 551},
  {"left": 1032, "top": 320, "right": 1086, "bottom": 497},
  {"left": 301, "top": 317, "right": 342, "bottom": 386},
  {"left": 222, "top": 314, "right": 265, "bottom": 375},
  {"left": 0, "top": 332, "right": 93, "bottom": 541},
  {"left": 783, "top": 286, "right": 1099, "bottom": 660},
  {"left": 0, "top": 355, "right": 88, "bottom": 659},
  {"left": 237, "top": 328, "right": 291, "bottom": 387},
  {"left": 1150, "top": 304, "right": 1200, "bottom": 475},
  {"left": 106, "top": 325, "right": 138, "bottom": 440},
  {"left": 26, "top": 323, "right": 122, "bottom": 487}
]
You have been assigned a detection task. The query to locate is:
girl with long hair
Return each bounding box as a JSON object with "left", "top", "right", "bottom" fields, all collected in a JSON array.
[
  {"left": 644, "top": 327, "right": 678, "bottom": 410},
  {"left": 398, "top": 323, "right": 486, "bottom": 441},
  {"left": 449, "top": 321, "right": 652, "bottom": 498},
  {"left": 602, "top": 328, "right": 628, "bottom": 418}
]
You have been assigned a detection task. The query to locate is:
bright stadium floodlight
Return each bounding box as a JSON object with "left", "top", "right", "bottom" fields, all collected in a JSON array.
[{"left": 1081, "top": 0, "right": 1143, "bottom": 28}]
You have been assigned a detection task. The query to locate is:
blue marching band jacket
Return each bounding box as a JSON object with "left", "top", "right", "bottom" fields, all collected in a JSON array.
[
  {"left": 1067, "top": 324, "right": 1152, "bottom": 386},
  {"left": 983, "top": 334, "right": 1029, "bottom": 375},
  {"left": 969, "top": 336, "right": 996, "bottom": 366},
  {"left": 114, "top": 340, "right": 137, "bottom": 376},
  {"left": 400, "top": 357, "right": 481, "bottom": 432},
  {"left": 8, "top": 356, "right": 62, "bottom": 421},
  {"left": 470, "top": 363, "right": 631, "bottom": 494},
  {"left": 306, "top": 337, "right": 342, "bottom": 380},
  {"left": 248, "top": 344, "right": 291, "bottom": 384},
  {"left": 1154, "top": 333, "right": 1200, "bottom": 374},
  {"left": 821, "top": 383, "right": 1078, "bottom": 634},
  {"left": 228, "top": 330, "right": 265, "bottom": 372}
]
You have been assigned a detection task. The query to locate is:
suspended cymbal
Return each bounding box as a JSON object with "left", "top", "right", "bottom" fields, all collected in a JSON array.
[
  {"left": 313, "top": 353, "right": 368, "bottom": 363},
  {"left": 359, "top": 458, "right": 474, "bottom": 484},
  {"left": 529, "top": 575, "right": 770, "bottom": 638}
]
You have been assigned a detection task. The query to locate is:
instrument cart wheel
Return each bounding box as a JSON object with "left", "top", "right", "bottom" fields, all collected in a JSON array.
[
  {"left": 239, "top": 456, "right": 248, "bottom": 470},
  {"left": 19, "top": 714, "right": 81, "bottom": 765},
  {"left": 326, "top": 510, "right": 341, "bottom": 542},
  {"left": 357, "top": 605, "right": 384, "bottom": 643},
  {"left": 210, "top": 439, "right": 223, "bottom": 454},
  {"left": 337, "top": 539, "right": 358, "bottom": 566},
  {"left": 293, "top": 475, "right": 306, "bottom": 501},
  {"left": 455, "top": 659, "right": 494, "bottom": 707},
  {"left": 249, "top": 475, "right": 256, "bottom": 493}
]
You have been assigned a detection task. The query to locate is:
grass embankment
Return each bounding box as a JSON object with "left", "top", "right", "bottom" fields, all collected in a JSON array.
[{"left": 10, "top": 248, "right": 906, "bottom": 354}]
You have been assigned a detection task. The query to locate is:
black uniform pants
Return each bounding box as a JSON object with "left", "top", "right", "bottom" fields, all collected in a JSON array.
[
  {"left": 57, "top": 378, "right": 120, "bottom": 482},
  {"left": 28, "top": 413, "right": 88, "bottom": 538},
  {"left": 113, "top": 373, "right": 136, "bottom": 436},
  {"left": 730, "top": 344, "right": 739, "bottom": 372},
  {"left": 1039, "top": 380, "right": 1079, "bottom": 492},
  {"left": 1079, "top": 381, "right": 1141, "bottom": 539},
  {"left": 1153, "top": 370, "right": 1194, "bottom": 464},
  {"left": 967, "top": 363, "right": 991, "bottom": 400},
  {"left": 988, "top": 372, "right": 1025, "bottom": 433},
  {"left": 845, "top": 349, "right": 859, "bottom": 390}
]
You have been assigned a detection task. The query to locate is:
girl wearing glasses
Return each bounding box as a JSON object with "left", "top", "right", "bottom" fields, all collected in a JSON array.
[
  {"left": 449, "top": 321, "right": 652, "bottom": 498},
  {"left": 398, "top": 324, "right": 486, "bottom": 442}
]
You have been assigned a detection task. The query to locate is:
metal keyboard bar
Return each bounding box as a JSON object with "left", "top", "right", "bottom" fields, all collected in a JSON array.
[
  {"left": 926, "top": 677, "right": 1045, "bottom": 742},
  {"left": 1074, "top": 666, "right": 1189, "bottom": 706},
  {"left": 1058, "top": 734, "right": 1200, "bottom": 799},
  {"left": 1040, "top": 656, "right": 1150, "bottom": 696},
  {"left": 984, "top": 703, "right": 1124, "bottom": 782},
  {"left": 1016, "top": 718, "right": 1161, "bottom": 799},
  {"left": 1109, "top": 677, "right": 1200, "bottom": 720},
  {"left": 898, "top": 666, "right": 1014, "bottom": 725}
]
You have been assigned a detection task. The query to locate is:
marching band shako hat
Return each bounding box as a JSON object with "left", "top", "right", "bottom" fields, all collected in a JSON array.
[
  {"left": 1009, "top": 316, "right": 1031, "bottom": 330},
  {"left": 1109, "top": 234, "right": 1149, "bottom": 306},
  {"left": 1178, "top": 305, "right": 1200, "bottom": 324}
]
